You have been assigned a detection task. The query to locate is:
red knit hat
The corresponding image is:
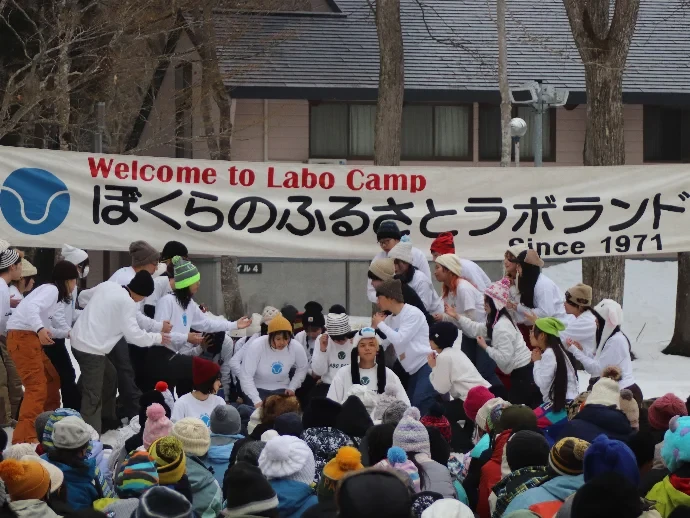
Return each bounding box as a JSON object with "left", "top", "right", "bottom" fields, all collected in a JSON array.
[
  {"left": 648, "top": 393, "right": 687, "bottom": 431},
  {"left": 430, "top": 232, "right": 455, "bottom": 255},
  {"left": 463, "top": 386, "right": 495, "bottom": 422},
  {"left": 421, "top": 415, "right": 452, "bottom": 443},
  {"left": 192, "top": 357, "right": 220, "bottom": 386}
]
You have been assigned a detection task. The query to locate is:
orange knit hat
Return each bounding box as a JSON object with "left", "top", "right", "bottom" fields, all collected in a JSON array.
[{"left": 0, "top": 459, "right": 51, "bottom": 501}]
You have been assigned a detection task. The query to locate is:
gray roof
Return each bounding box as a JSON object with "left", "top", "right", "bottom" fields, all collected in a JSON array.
[{"left": 209, "top": 0, "right": 690, "bottom": 102}]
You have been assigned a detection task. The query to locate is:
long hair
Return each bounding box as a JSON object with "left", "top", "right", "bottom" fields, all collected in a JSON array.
[
  {"left": 533, "top": 327, "right": 577, "bottom": 412},
  {"left": 517, "top": 251, "right": 541, "bottom": 308},
  {"left": 350, "top": 344, "right": 386, "bottom": 394},
  {"left": 485, "top": 296, "right": 516, "bottom": 340},
  {"left": 441, "top": 272, "right": 460, "bottom": 300},
  {"left": 406, "top": 451, "right": 429, "bottom": 490},
  {"left": 365, "top": 423, "right": 395, "bottom": 466},
  {"left": 594, "top": 310, "right": 634, "bottom": 360},
  {"left": 174, "top": 286, "right": 193, "bottom": 310}
]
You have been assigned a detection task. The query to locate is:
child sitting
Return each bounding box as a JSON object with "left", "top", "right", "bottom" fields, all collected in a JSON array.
[{"left": 171, "top": 357, "right": 226, "bottom": 426}]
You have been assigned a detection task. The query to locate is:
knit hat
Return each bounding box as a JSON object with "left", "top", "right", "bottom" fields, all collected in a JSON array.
[
  {"left": 303, "top": 397, "right": 343, "bottom": 429},
  {"left": 382, "top": 447, "right": 420, "bottom": 491},
  {"left": 421, "top": 499, "right": 475, "bottom": 518},
  {"left": 237, "top": 440, "right": 267, "bottom": 466},
  {"left": 268, "top": 314, "right": 292, "bottom": 334},
  {"left": 0, "top": 459, "right": 50, "bottom": 501},
  {"left": 388, "top": 241, "right": 414, "bottom": 265},
  {"left": 129, "top": 240, "right": 160, "bottom": 267},
  {"left": 210, "top": 405, "right": 241, "bottom": 436},
  {"left": 20, "top": 456, "right": 63, "bottom": 494},
  {"left": 326, "top": 313, "right": 351, "bottom": 337},
  {"left": 583, "top": 435, "right": 639, "bottom": 486},
  {"left": 377, "top": 220, "right": 402, "bottom": 241},
  {"left": 20, "top": 258, "right": 37, "bottom": 277},
  {"left": 534, "top": 317, "right": 566, "bottom": 337},
  {"left": 593, "top": 299, "right": 624, "bottom": 350},
  {"left": 434, "top": 254, "right": 462, "bottom": 278},
  {"left": 262, "top": 306, "right": 280, "bottom": 324},
  {"left": 2, "top": 444, "right": 38, "bottom": 461},
  {"left": 127, "top": 270, "right": 155, "bottom": 297},
  {"left": 41, "top": 408, "right": 92, "bottom": 452},
  {"left": 301, "top": 301, "right": 325, "bottom": 330},
  {"left": 549, "top": 437, "right": 590, "bottom": 476},
  {"left": 421, "top": 408, "right": 452, "bottom": 444},
  {"left": 648, "top": 393, "right": 687, "bottom": 431},
  {"left": 192, "top": 356, "right": 220, "bottom": 386},
  {"left": 475, "top": 398, "right": 508, "bottom": 433},
  {"left": 375, "top": 279, "right": 404, "bottom": 303},
  {"left": 464, "top": 387, "right": 495, "bottom": 423},
  {"left": 137, "top": 485, "right": 193, "bottom": 518},
  {"left": 223, "top": 462, "right": 279, "bottom": 517},
  {"left": 115, "top": 450, "right": 159, "bottom": 498},
  {"left": 430, "top": 232, "right": 455, "bottom": 255},
  {"left": 245, "top": 313, "right": 262, "bottom": 336},
  {"left": 0, "top": 248, "right": 19, "bottom": 270},
  {"left": 274, "top": 412, "right": 304, "bottom": 437},
  {"left": 52, "top": 416, "right": 91, "bottom": 450},
  {"left": 382, "top": 400, "right": 410, "bottom": 425},
  {"left": 318, "top": 446, "right": 364, "bottom": 501},
  {"left": 620, "top": 390, "right": 640, "bottom": 430},
  {"left": 346, "top": 385, "right": 379, "bottom": 415},
  {"left": 586, "top": 368, "right": 622, "bottom": 408},
  {"left": 499, "top": 405, "right": 538, "bottom": 434},
  {"left": 261, "top": 430, "right": 279, "bottom": 442},
  {"left": 148, "top": 436, "right": 187, "bottom": 485},
  {"left": 171, "top": 255, "right": 200, "bottom": 289},
  {"left": 143, "top": 403, "right": 173, "bottom": 450},
  {"left": 662, "top": 415, "right": 690, "bottom": 472},
  {"left": 372, "top": 385, "right": 404, "bottom": 422},
  {"left": 571, "top": 472, "right": 645, "bottom": 518},
  {"left": 521, "top": 249, "right": 544, "bottom": 268},
  {"left": 429, "top": 321, "right": 458, "bottom": 350},
  {"left": 506, "top": 430, "right": 550, "bottom": 470},
  {"left": 34, "top": 411, "right": 53, "bottom": 445},
  {"left": 330, "top": 304, "right": 347, "bottom": 314},
  {"left": 172, "top": 417, "right": 211, "bottom": 457},
  {"left": 60, "top": 244, "right": 88, "bottom": 265},
  {"left": 336, "top": 395, "right": 374, "bottom": 438},
  {"left": 566, "top": 284, "right": 593, "bottom": 307},
  {"left": 393, "top": 408, "right": 431, "bottom": 455},
  {"left": 258, "top": 435, "right": 316, "bottom": 486},
  {"left": 484, "top": 278, "right": 511, "bottom": 311},
  {"left": 160, "top": 240, "right": 188, "bottom": 262},
  {"left": 369, "top": 258, "right": 395, "bottom": 282},
  {"left": 337, "top": 468, "right": 413, "bottom": 518}
]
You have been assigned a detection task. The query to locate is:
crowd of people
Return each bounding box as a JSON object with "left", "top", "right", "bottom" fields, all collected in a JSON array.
[{"left": 0, "top": 223, "right": 683, "bottom": 518}]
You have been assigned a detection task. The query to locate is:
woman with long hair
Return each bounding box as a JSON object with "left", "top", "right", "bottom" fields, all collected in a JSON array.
[{"left": 390, "top": 241, "right": 444, "bottom": 315}]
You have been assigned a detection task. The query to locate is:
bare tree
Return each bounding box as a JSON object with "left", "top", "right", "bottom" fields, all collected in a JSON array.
[
  {"left": 664, "top": 253, "right": 690, "bottom": 356},
  {"left": 562, "top": 0, "right": 640, "bottom": 306},
  {"left": 497, "top": 0, "right": 511, "bottom": 167}
]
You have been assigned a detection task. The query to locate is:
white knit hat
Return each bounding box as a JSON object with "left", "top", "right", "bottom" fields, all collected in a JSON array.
[
  {"left": 388, "top": 242, "right": 413, "bottom": 265},
  {"left": 506, "top": 243, "right": 528, "bottom": 258},
  {"left": 52, "top": 416, "right": 91, "bottom": 449},
  {"left": 422, "top": 499, "right": 475, "bottom": 518},
  {"left": 172, "top": 417, "right": 211, "bottom": 457},
  {"left": 346, "top": 384, "right": 379, "bottom": 414},
  {"left": 326, "top": 313, "right": 351, "bottom": 336},
  {"left": 245, "top": 313, "right": 262, "bottom": 337},
  {"left": 20, "top": 258, "right": 37, "bottom": 277},
  {"left": 475, "top": 397, "right": 507, "bottom": 432},
  {"left": 393, "top": 407, "right": 430, "bottom": 456},
  {"left": 3, "top": 444, "right": 39, "bottom": 460},
  {"left": 258, "top": 435, "right": 315, "bottom": 486},
  {"left": 435, "top": 254, "right": 462, "bottom": 278},
  {"left": 262, "top": 306, "right": 280, "bottom": 325},
  {"left": 586, "top": 376, "right": 621, "bottom": 409},
  {"left": 60, "top": 244, "right": 88, "bottom": 265}
]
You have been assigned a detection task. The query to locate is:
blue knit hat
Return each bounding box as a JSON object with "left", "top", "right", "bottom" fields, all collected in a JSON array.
[
  {"left": 584, "top": 434, "right": 639, "bottom": 486},
  {"left": 662, "top": 415, "right": 690, "bottom": 472}
]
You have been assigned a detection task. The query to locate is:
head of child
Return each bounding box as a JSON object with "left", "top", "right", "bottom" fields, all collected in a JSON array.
[
  {"left": 192, "top": 357, "right": 221, "bottom": 395},
  {"left": 0, "top": 459, "right": 51, "bottom": 503},
  {"left": 0, "top": 247, "right": 23, "bottom": 282},
  {"left": 260, "top": 394, "right": 301, "bottom": 427},
  {"left": 429, "top": 232, "right": 455, "bottom": 261},
  {"left": 530, "top": 318, "right": 566, "bottom": 351},
  {"left": 161, "top": 240, "right": 188, "bottom": 265},
  {"left": 13, "top": 259, "right": 37, "bottom": 293},
  {"left": 429, "top": 321, "right": 458, "bottom": 354},
  {"left": 433, "top": 262, "right": 457, "bottom": 286},
  {"left": 52, "top": 261, "right": 79, "bottom": 303},
  {"left": 503, "top": 246, "right": 524, "bottom": 279},
  {"left": 355, "top": 329, "right": 379, "bottom": 366},
  {"left": 376, "top": 220, "right": 401, "bottom": 253},
  {"left": 46, "top": 416, "right": 92, "bottom": 466},
  {"left": 127, "top": 270, "right": 156, "bottom": 303},
  {"left": 267, "top": 314, "right": 293, "bottom": 351},
  {"left": 565, "top": 284, "right": 593, "bottom": 317},
  {"left": 172, "top": 256, "right": 201, "bottom": 309},
  {"left": 375, "top": 279, "right": 404, "bottom": 313}
]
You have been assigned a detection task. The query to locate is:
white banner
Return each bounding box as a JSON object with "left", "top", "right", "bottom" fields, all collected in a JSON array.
[{"left": 0, "top": 146, "right": 688, "bottom": 261}]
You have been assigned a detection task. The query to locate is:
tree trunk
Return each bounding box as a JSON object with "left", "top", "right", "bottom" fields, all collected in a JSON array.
[
  {"left": 56, "top": 0, "right": 75, "bottom": 151},
  {"left": 664, "top": 252, "right": 690, "bottom": 356},
  {"left": 497, "top": 0, "right": 511, "bottom": 167},
  {"left": 373, "top": 0, "right": 404, "bottom": 166},
  {"left": 220, "top": 256, "right": 244, "bottom": 320}
]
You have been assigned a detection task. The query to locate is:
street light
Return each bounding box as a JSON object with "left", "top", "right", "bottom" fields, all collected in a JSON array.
[{"left": 510, "top": 117, "right": 527, "bottom": 167}]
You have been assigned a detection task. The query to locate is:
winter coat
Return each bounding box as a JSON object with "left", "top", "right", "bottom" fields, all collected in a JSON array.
[
  {"left": 270, "top": 478, "right": 318, "bottom": 518},
  {"left": 646, "top": 475, "right": 690, "bottom": 517},
  {"left": 463, "top": 445, "right": 492, "bottom": 511},
  {"left": 492, "top": 466, "right": 551, "bottom": 518},
  {"left": 45, "top": 456, "right": 104, "bottom": 510},
  {"left": 478, "top": 430, "right": 511, "bottom": 518},
  {"left": 8, "top": 500, "right": 61, "bottom": 518},
  {"left": 556, "top": 496, "right": 662, "bottom": 518},
  {"left": 205, "top": 433, "right": 243, "bottom": 486},
  {"left": 102, "top": 498, "right": 140, "bottom": 518},
  {"left": 504, "top": 474, "right": 584, "bottom": 516},
  {"left": 556, "top": 404, "right": 635, "bottom": 444},
  {"left": 186, "top": 455, "right": 223, "bottom": 518},
  {"left": 416, "top": 453, "right": 456, "bottom": 498},
  {"left": 301, "top": 427, "right": 354, "bottom": 484}
]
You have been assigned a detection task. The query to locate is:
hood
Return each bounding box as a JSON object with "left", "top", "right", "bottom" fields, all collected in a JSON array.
[
  {"left": 302, "top": 427, "right": 352, "bottom": 458},
  {"left": 539, "top": 474, "right": 584, "bottom": 501},
  {"left": 207, "top": 442, "right": 234, "bottom": 462},
  {"left": 575, "top": 405, "right": 633, "bottom": 439},
  {"left": 89, "top": 440, "right": 104, "bottom": 459},
  {"left": 9, "top": 500, "right": 59, "bottom": 518},
  {"left": 186, "top": 456, "right": 216, "bottom": 490},
  {"left": 650, "top": 477, "right": 690, "bottom": 509},
  {"left": 210, "top": 433, "right": 243, "bottom": 447},
  {"left": 270, "top": 479, "right": 316, "bottom": 514},
  {"left": 491, "top": 430, "right": 512, "bottom": 464}
]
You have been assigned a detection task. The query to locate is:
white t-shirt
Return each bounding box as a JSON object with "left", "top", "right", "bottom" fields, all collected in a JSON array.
[
  {"left": 429, "top": 345, "right": 491, "bottom": 400},
  {"left": 310, "top": 335, "right": 355, "bottom": 385},
  {"left": 444, "top": 279, "right": 485, "bottom": 325},
  {"left": 294, "top": 330, "right": 317, "bottom": 361},
  {"left": 408, "top": 270, "right": 444, "bottom": 315},
  {"left": 7, "top": 284, "right": 60, "bottom": 333},
  {"left": 516, "top": 273, "right": 567, "bottom": 324},
  {"left": 560, "top": 311, "right": 597, "bottom": 358},
  {"left": 8, "top": 285, "right": 22, "bottom": 303},
  {"left": 145, "top": 275, "right": 172, "bottom": 308},
  {"left": 459, "top": 259, "right": 492, "bottom": 293},
  {"left": 171, "top": 392, "right": 226, "bottom": 426},
  {"left": 377, "top": 304, "right": 432, "bottom": 375},
  {"left": 327, "top": 363, "right": 409, "bottom": 406},
  {"left": 533, "top": 347, "right": 579, "bottom": 404},
  {"left": 570, "top": 331, "right": 635, "bottom": 389},
  {"left": 0, "top": 279, "right": 11, "bottom": 336}
]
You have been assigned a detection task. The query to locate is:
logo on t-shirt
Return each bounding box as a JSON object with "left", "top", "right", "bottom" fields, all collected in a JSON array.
[
  {"left": 200, "top": 413, "right": 211, "bottom": 427},
  {"left": 182, "top": 313, "right": 188, "bottom": 327},
  {"left": 337, "top": 351, "right": 346, "bottom": 360},
  {"left": 361, "top": 376, "right": 370, "bottom": 386},
  {"left": 271, "top": 362, "right": 284, "bottom": 374}
]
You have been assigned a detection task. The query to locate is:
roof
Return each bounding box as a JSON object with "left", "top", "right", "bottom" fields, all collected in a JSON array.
[{"left": 210, "top": 0, "right": 690, "bottom": 104}]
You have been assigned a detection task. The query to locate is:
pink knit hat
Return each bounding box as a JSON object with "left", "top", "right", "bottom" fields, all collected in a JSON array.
[
  {"left": 463, "top": 386, "right": 495, "bottom": 422},
  {"left": 484, "top": 278, "right": 511, "bottom": 311},
  {"left": 143, "top": 403, "right": 173, "bottom": 449}
]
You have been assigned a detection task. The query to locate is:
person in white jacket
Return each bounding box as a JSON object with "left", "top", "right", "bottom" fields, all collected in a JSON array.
[
  {"left": 429, "top": 232, "right": 491, "bottom": 292},
  {"left": 310, "top": 313, "right": 354, "bottom": 399},
  {"left": 6, "top": 260, "right": 80, "bottom": 443},
  {"left": 327, "top": 327, "right": 409, "bottom": 407},
  {"left": 239, "top": 314, "right": 309, "bottom": 407},
  {"left": 293, "top": 301, "right": 324, "bottom": 361},
  {"left": 450, "top": 278, "right": 534, "bottom": 406},
  {"left": 566, "top": 298, "right": 642, "bottom": 405},
  {"left": 70, "top": 271, "right": 170, "bottom": 433},
  {"left": 366, "top": 221, "right": 431, "bottom": 303},
  {"left": 221, "top": 313, "right": 261, "bottom": 402},
  {"left": 559, "top": 283, "right": 597, "bottom": 358},
  {"left": 390, "top": 241, "right": 443, "bottom": 315},
  {"left": 530, "top": 317, "right": 579, "bottom": 411},
  {"left": 8, "top": 258, "right": 36, "bottom": 305}
]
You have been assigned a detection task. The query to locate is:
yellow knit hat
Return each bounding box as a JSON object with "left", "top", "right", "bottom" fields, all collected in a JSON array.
[
  {"left": 267, "top": 314, "right": 292, "bottom": 335},
  {"left": 0, "top": 459, "right": 51, "bottom": 501},
  {"left": 148, "top": 437, "right": 186, "bottom": 485}
]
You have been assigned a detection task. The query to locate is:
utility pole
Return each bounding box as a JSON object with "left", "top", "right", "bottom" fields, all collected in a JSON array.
[{"left": 534, "top": 81, "right": 543, "bottom": 167}]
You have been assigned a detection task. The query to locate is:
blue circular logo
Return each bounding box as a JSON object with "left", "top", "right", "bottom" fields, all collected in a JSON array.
[
  {"left": 361, "top": 376, "right": 370, "bottom": 385},
  {"left": 271, "top": 362, "right": 284, "bottom": 375},
  {"left": 200, "top": 414, "right": 211, "bottom": 427},
  {"left": 0, "top": 168, "right": 70, "bottom": 235}
]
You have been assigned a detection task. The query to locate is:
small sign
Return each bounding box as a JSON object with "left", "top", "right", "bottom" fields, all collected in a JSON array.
[{"left": 236, "top": 263, "right": 262, "bottom": 274}]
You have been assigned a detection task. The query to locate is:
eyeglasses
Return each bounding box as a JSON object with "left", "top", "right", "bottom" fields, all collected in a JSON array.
[{"left": 378, "top": 238, "right": 393, "bottom": 246}]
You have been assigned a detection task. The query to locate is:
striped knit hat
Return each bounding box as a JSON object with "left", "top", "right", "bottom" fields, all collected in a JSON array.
[
  {"left": 326, "top": 313, "right": 351, "bottom": 337},
  {"left": 115, "top": 451, "right": 159, "bottom": 498},
  {"left": 0, "top": 248, "right": 19, "bottom": 270},
  {"left": 172, "top": 255, "right": 200, "bottom": 289},
  {"left": 148, "top": 437, "right": 187, "bottom": 485},
  {"left": 393, "top": 407, "right": 430, "bottom": 456},
  {"left": 549, "top": 437, "right": 591, "bottom": 476}
]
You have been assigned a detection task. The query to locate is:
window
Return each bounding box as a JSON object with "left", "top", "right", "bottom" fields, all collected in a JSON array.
[
  {"left": 175, "top": 63, "right": 193, "bottom": 159},
  {"left": 309, "top": 103, "right": 472, "bottom": 160},
  {"left": 644, "top": 106, "right": 690, "bottom": 162},
  {"left": 478, "top": 104, "right": 556, "bottom": 161}
]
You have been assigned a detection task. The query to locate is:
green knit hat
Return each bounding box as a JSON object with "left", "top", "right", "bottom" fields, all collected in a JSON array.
[
  {"left": 534, "top": 317, "right": 566, "bottom": 337},
  {"left": 172, "top": 255, "right": 200, "bottom": 289}
]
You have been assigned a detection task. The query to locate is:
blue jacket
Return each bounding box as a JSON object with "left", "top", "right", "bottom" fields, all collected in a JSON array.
[
  {"left": 556, "top": 404, "right": 635, "bottom": 444},
  {"left": 270, "top": 479, "right": 318, "bottom": 518},
  {"left": 186, "top": 456, "right": 223, "bottom": 518},
  {"left": 205, "top": 433, "right": 243, "bottom": 486},
  {"left": 503, "top": 474, "right": 584, "bottom": 515},
  {"left": 44, "top": 456, "right": 102, "bottom": 511}
]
